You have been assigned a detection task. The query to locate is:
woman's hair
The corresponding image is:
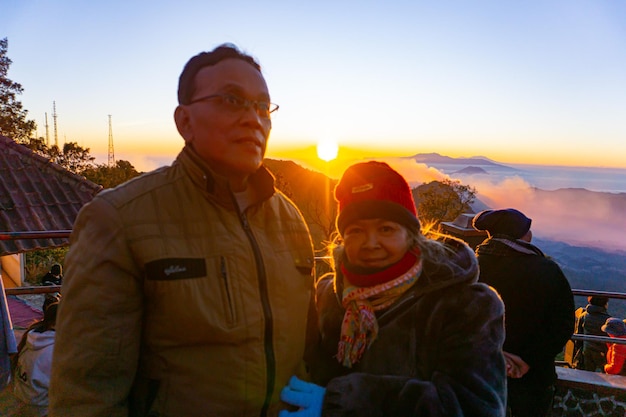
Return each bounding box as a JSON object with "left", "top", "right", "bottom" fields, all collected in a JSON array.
[
  {"left": 13, "top": 302, "right": 59, "bottom": 372},
  {"left": 16, "top": 302, "right": 59, "bottom": 351}
]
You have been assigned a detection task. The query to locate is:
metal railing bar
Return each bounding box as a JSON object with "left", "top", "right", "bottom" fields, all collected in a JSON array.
[
  {"left": 5, "top": 285, "right": 61, "bottom": 296},
  {"left": 571, "top": 289, "right": 626, "bottom": 300},
  {"left": 0, "top": 230, "right": 72, "bottom": 240}
]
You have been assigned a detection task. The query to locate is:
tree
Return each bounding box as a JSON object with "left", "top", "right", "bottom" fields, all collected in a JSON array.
[
  {"left": 83, "top": 160, "right": 141, "bottom": 188},
  {"left": 54, "top": 142, "right": 97, "bottom": 174},
  {"left": 0, "top": 37, "right": 36, "bottom": 141},
  {"left": 19, "top": 138, "right": 97, "bottom": 175},
  {"left": 414, "top": 179, "right": 476, "bottom": 226}
]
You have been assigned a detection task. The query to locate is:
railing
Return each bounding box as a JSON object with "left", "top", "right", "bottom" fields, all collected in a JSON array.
[
  {"left": 571, "top": 288, "right": 626, "bottom": 300},
  {"left": 3, "top": 231, "right": 626, "bottom": 415},
  {"left": 0, "top": 230, "right": 72, "bottom": 240},
  {"left": 5, "top": 285, "right": 61, "bottom": 296},
  {"left": 569, "top": 288, "right": 626, "bottom": 346}
]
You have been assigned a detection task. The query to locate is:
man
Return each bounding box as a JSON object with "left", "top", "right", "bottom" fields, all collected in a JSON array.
[
  {"left": 473, "top": 208, "right": 574, "bottom": 417},
  {"left": 575, "top": 296, "right": 610, "bottom": 372},
  {"left": 41, "top": 264, "right": 63, "bottom": 286},
  {"left": 41, "top": 263, "right": 63, "bottom": 312},
  {"left": 49, "top": 44, "right": 315, "bottom": 417}
]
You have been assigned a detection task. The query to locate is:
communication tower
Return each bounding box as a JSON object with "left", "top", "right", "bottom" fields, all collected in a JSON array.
[
  {"left": 108, "top": 114, "right": 115, "bottom": 167},
  {"left": 53, "top": 101, "right": 58, "bottom": 147},
  {"left": 44, "top": 112, "right": 49, "bottom": 146}
]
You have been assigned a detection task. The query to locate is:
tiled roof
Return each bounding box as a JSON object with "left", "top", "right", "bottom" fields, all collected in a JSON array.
[{"left": 0, "top": 135, "right": 102, "bottom": 256}]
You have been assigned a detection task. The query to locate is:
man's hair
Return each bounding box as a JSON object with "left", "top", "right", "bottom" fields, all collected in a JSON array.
[
  {"left": 588, "top": 296, "right": 609, "bottom": 307},
  {"left": 51, "top": 263, "right": 62, "bottom": 276},
  {"left": 177, "top": 43, "right": 261, "bottom": 105}
]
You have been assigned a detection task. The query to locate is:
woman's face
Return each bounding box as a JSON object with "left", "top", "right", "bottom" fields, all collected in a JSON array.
[{"left": 343, "top": 218, "right": 411, "bottom": 269}]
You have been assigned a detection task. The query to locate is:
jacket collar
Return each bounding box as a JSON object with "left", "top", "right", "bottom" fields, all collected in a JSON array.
[{"left": 176, "top": 145, "right": 276, "bottom": 209}]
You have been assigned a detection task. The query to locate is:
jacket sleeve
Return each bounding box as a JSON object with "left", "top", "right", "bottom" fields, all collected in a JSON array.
[
  {"left": 604, "top": 342, "right": 626, "bottom": 375},
  {"left": 321, "top": 284, "right": 507, "bottom": 417},
  {"left": 604, "top": 343, "right": 617, "bottom": 374},
  {"left": 49, "top": 197, "right": 143, "bottom": 417}
]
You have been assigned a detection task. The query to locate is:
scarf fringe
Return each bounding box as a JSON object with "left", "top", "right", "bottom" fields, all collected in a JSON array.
[{"left": 336, "top": 259, "right": 423, "bottom": 368}]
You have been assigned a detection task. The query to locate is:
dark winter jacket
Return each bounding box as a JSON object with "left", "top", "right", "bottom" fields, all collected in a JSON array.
[
  {"left": 576, "top": 304, "right": 610, "bottom": 354},
  {"left": 311, "top": 237, "right": 506, "bottom": 417},
  {"left": 41, "top": 273, "right": 62, "bottom": 287},
  {"left": 475, "top": 237, "right": 575, "bottom": 388}
]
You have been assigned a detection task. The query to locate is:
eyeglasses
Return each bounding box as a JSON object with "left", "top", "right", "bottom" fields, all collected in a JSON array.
[{"left": 189, "top": 93, "right": 279, "bottom": 119}]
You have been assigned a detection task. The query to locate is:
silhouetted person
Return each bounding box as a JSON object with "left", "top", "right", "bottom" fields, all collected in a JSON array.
[
  {"left": 473, "top": 208, "right": 575, "bottom": 417},
  {"left": 575, "top": 296, "right": 610, "bottom": 372},
  {"left": 41, "top": 264, "right": 62, "bottom": 286}
]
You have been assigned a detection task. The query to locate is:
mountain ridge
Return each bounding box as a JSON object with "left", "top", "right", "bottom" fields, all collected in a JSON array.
[{"left": 403, "top": 152, "right": 517, "bottom": 170}]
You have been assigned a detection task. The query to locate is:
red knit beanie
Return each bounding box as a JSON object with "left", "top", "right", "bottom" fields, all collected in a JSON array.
[{"left": 335, "top": 161, "right": 420, "bottom": 235}]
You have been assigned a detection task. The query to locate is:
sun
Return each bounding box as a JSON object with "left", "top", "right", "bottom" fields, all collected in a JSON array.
[{"left": 316, "top": 138, "right": 339, "bottom": 162}]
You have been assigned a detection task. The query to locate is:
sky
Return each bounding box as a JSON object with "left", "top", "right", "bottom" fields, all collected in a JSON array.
[{"left": 3, "top": 0, "right": 626, "bottom": 175}]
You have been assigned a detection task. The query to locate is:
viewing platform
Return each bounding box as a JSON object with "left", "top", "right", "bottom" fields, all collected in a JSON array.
[{"left": 2, "top": 231, "right": 626, "bottom": 415}]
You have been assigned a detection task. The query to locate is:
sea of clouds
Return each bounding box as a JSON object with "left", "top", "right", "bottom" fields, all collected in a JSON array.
[{"left": 387, "top": 159, "right": 626, "bottom": 253}]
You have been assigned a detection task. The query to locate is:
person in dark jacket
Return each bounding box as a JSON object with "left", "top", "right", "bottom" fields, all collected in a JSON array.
[
  {"left": 41, "top": 264, "right": 63, "bottom": 286},
  {"left": 41, "top": 264, "right": 63, "bottom": 312},
  {"left": 279, "top": 161, "right": 507, "bottom": 417},
  {"left": 575, "top": 296, "right": 610, "bottom": 372},
  {"left": 473, "top": 208, "right": 575, "bottom": 417}
]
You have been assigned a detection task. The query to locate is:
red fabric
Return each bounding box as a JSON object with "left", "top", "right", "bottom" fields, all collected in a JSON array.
[
  {"left": 604, "top": 334, "right": 626, "bottom": 375},
  {"left": 341, "top": 250, "right": 419, "bottom": 287}
]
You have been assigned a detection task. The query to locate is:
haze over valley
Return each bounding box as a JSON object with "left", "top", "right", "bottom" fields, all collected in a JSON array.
[{"left": 376, "top": 153, "right": 626, "bottom": 253}]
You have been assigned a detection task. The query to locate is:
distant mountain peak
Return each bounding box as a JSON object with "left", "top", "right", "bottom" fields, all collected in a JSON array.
[
  {"left": 404, "top": 153, "right": 515, "bottom": 170},
  {"left": 453, "top": 166, "right": 489, "bottom": 175}
]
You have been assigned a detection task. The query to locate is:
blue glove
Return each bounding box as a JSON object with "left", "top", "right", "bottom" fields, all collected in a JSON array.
[{"left": 278, "top": 375, "right": 326, "bottom": 417}]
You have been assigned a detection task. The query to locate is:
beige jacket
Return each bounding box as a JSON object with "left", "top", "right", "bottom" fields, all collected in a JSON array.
[{"left": 49, "top": 146, "right": 315, "bottom": 417}]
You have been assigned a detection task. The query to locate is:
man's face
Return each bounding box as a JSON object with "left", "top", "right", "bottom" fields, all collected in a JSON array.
[{"left": 175, "top": 58, "right": 272, "bottom": 181}]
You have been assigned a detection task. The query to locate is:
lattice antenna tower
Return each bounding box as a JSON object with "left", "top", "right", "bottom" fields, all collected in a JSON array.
[
  {"left": 108, "top": 114, "right": 115, "bottom": 167},
  {"left": 44, "top": 112, "right": 49, "bottom": 146},
  {"left": 53, "top": 101, "right": 58, "bottom": 147}
]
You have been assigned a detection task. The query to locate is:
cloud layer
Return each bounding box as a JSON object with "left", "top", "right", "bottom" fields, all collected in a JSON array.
[{"left": 387, "top": 159, "right": 626, "bottom": 252}]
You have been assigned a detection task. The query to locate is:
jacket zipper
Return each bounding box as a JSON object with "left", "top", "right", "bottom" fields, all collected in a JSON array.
[
  {"left": 239, "top": 210, "right": 275, "bottom": 417},
  {"left": 220, "top": 256, "right": 235, "bottom": 324}
]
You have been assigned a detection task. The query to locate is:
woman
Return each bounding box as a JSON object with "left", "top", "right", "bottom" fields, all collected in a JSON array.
[
  {"left": 12, "top": 302, "right": 58, "bottom": 416},
  {"left": 280, "top": 161, "right": 506, "bottom": 416}
]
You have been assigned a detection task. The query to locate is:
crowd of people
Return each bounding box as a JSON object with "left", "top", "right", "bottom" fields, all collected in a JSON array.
[{"left": 3, "top": 43, "right": 625, "bottom": 417}]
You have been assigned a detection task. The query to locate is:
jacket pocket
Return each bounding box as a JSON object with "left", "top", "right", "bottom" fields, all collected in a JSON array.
[{"left": 143, "top": 255, "right": 242, "bottom": 342}]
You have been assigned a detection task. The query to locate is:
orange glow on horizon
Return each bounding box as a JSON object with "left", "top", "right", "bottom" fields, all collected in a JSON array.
[
  {"left": 267, "top": 144, "right": 404, "bottom": 178},
  {"left": 99, "top": 137, "right": 626, "bottom": 174}
]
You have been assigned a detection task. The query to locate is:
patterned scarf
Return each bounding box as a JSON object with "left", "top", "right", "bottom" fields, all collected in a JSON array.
[{"left": 337, "top": 253, "right": 423, "bottom": 368}]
